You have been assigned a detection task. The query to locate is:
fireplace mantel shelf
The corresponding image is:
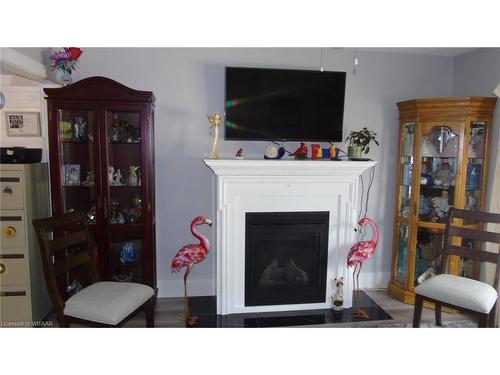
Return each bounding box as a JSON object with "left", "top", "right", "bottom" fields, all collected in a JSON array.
[
  {"left": 204, "top": 159, "right": 377, "bottom": 176},
  {"left": 205, "top": 158, "right": 377, "bottom": 315}
]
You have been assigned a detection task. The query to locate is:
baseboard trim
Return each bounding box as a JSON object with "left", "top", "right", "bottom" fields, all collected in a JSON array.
[
  {"left": 157, "top": 278, "right": 216, "bottom": 298},
  {"left": 157, "top": 272, "right": 390, "bottom": 298}
]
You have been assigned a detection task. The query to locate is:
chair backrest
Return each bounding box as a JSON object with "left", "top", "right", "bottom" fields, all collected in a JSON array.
[
  {"left": 32, "top": 211, "right": 100, "bottom": 316},
  {"left": 441, "top": 207, "right": 500, "bottom": 290}
]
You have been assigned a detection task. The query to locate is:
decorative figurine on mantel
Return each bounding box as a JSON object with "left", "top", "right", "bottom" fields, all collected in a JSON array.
[
  {"left": 264, "top": 143, "right": 286, "bottom": 160},
  {"left": 171, "top": 216, "right": 212, "bottom": 326},
  {"left": 207, "top": 112, "right": 222, "bottom": 159},
  {"left": 290, "top": 142, "right": 308, "bottom": 159}
]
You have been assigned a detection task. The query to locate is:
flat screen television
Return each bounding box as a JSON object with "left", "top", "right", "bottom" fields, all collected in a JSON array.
[{"left": 224, "top": 67, "right": 346, "bottom": 142}]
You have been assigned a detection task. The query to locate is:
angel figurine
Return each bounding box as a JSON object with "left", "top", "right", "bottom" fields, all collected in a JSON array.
[{"left": 207, "top": 112, "right": 222, "bottom": 159}]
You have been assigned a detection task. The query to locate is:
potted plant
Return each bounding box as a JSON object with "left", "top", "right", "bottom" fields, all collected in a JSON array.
[{"left": 345, "top": 127, "right": 379, "bottom": 159}]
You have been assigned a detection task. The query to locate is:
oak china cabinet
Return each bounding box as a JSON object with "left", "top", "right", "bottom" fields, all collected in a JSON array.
[
  {"left": 388, "top": 96, "right": 497, "bottom": 304},
  {"left": 44, "top": 77, "right": 156, "bottom": 297}
]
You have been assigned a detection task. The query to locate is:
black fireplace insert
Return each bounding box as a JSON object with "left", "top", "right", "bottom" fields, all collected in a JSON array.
[{"left": 245, "top": 211, "right": 329, "bottom": 306}]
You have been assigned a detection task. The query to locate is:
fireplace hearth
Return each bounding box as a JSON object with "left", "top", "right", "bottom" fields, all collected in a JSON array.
[{"left": 245, "top": 212, "right": 329, "bottom": 306}]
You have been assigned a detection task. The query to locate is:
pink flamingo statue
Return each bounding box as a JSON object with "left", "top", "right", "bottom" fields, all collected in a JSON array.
[
  {"left": 171, "top": 216, "right": 212, "bottom": 326},
  {"left": 347, "top": 217, "right": 379, "bottom": 319}
]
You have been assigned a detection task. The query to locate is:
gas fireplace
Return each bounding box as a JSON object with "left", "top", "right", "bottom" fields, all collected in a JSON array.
[{"left": 245, "top": 211, "right": 329, "bottom": 306}]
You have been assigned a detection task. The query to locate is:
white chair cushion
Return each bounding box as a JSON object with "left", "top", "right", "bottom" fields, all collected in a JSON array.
[
  {"left": 64, "top": 281, "right": 154, "bottom": 325},
  {"left": 415, "top": 274, "right": 498, "bottom": 314}
]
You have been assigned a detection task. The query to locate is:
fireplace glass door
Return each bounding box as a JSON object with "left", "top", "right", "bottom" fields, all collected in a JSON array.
[{"left": 245, "top": 212, "right": 329, "bottom": 306}]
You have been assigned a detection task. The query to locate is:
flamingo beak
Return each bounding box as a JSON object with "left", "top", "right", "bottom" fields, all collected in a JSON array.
[{"left": 204, "top": 218, "right": 212, "bottom": 226}]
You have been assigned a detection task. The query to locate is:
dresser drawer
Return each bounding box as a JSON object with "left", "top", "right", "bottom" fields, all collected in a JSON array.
[
  {"left": 0, "top": 171, "right": 24, "bottom": 210},
  {"left": 0, "top": 254, "right": 29, "bottom": 286},
  {"left": 0, "top": 285, "right": 31, "bottom": 324},
  {"left": 0, "top": 211, "right": 26, "bottom": 248}
]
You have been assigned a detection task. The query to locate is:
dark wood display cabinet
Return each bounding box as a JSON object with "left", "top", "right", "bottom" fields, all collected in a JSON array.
[{"left": 44, "top": 77, "right": 156, "bottom": 298}]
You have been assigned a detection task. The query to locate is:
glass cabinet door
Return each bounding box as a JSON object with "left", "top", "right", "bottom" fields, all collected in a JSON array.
[
  {"left": 57, "top": 108, "right": 98, "bottom": 223},
  {"left": 417, "top": 125, "right": 460, "bottom": 224},
  {"left": 399, "top": 123, "right": 415, "bottom": 219},
  {"left": 465, "top": 122, "right": 487, "bottom": 215},
  {"left": 414, "top": 227, "right": 444, "bottom": 285},
  {"left": 395, "top": 223, "right": 409, "bottom": 284},
  {"left": 110, "top": 232, "right": 144, "bottom": 283},
  {"left": 106, "top": 110, "right": 143, "bottom": 227}
]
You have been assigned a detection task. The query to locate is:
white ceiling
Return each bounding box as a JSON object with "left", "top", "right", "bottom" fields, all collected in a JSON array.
[{"left": 348, "top": 48, "right": 478, "bottom": 57}]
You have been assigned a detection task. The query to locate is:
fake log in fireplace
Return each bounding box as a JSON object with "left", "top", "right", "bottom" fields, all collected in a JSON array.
[{"left": 245, "top": 212, "right": 329, "bottom": 306}]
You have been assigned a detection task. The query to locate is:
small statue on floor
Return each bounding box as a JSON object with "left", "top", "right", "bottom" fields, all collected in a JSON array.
[{"left": 331, "top": 277, "right": 344, "bottom": 311}]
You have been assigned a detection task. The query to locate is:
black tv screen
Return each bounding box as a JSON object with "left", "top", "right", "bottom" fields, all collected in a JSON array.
[{"left": 225, "top": 67, "right": 346, "bottom": 142}]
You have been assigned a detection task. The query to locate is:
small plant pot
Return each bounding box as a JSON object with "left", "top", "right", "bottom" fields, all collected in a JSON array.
[{"left": 348, "top": 145, "right": 363, "bottom": 159}]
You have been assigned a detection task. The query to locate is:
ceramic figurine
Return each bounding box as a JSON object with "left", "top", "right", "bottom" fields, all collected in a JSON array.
[
  {"left": 434, "top": 161, "right": 453, "bottom": 187},
  {"left": 72, "top": 120, "right": 80, "bottom": 142},
  {"left": 331, "top": 277, "right": 344, "bottom": 311},
  {"left": 207, "top": 112, "right": 222, "bottom": 159},
  {"left": 79, "top": 120, "right": 88, "bottom": 142},
  {"left": 87, "top": 205, "right": 96, "bottom": 224},
  {"left": 82, "top": 170, "right": 95, "bottom": 187},
  {"left": 290, "top": 142, "right": 308, "bottom": 159},
  {"left": 108, "top": 166, "right": 114, "bottom": 185},
  {"left": 117, "top": 212, "right": 126, "bottom": 224},
  {"left": 113, "top": 168, "right": 123, "bottom": 186},
  {"left": 431, "top": 190, "right": 451, "bottom": 218},
  {"left": 120, "top": 242, "right": 136, "bottom": 265},
  {"left": 264, "top": 144, "right": 286, "bottom": 160},
  {"left": 111, "top": 124, "right": 120, "bottom": 142},
  {"left": 128, "top": 165, "right": 139, "bottom": 186},
  {"left": 311, "top": 144, "right": 322, "bottom": 160}
]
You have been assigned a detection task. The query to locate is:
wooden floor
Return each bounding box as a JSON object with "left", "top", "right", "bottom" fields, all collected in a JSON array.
[{"left": 120, "top": 288, "right": 476, "bottom": 328}]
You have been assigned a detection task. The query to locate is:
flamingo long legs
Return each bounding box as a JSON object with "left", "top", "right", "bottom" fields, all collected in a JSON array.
[
  {"left": 183, "top": 265, "right": 199, "bottom": 326},
  {"left": 351, "top": 261, "right": 370, "bottom": 319}
]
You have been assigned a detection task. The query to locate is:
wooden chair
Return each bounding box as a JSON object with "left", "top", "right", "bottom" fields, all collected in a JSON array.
[
  {"left": 33, "top": 211, "right": 155, "bottom": 327},
  {"left": 413, "top": 207, "right": 500, "bottom": 328}
]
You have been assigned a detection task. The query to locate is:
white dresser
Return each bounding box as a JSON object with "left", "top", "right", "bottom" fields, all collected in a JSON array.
[{"left": 0, "top": 163, "right": 52, "bottom": 326}]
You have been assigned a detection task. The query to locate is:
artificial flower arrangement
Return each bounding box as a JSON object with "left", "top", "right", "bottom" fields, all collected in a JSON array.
[{"left": 49, "top": 47, "right": 83, "bottom": 84}]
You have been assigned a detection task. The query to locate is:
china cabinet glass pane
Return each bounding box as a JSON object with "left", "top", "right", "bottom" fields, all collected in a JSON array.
[
  {"left": 395, "top": 223, "right": 409, "bottom": 283},
  {"left": 418, "top": 126, "right": 459, "bottom": 223},
  {"left": 415, "top": 227, "right": 444, "bottom": 286},
  {"left": 459, "top": 237, "right": 480, "bottom": 279},
  {"left": 399, "top": 123, "right": 415, "bottom": 218},
  {"left": 58, "top": 109, "right": 96, "bottom": 222},
  {"left": 465, "top": 122, "right": 486, "bottom": 218},
  {"left": 107, "top": 111, "right": 142, "bottom": 226},
  {"left": 110, "top": 232, "right": 143, "bottom": 283}
]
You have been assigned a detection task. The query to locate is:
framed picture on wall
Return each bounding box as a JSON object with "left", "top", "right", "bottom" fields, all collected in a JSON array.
[{"left": 5, "top": 111, "right": 41, "bottom": 136}]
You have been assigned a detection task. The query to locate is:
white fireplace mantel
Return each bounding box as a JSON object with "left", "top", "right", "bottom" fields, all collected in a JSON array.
[{"left": 205, "top": 159, "right": 377, "bottom": 315}]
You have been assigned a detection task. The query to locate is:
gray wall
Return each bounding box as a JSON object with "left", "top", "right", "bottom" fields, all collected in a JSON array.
[
  {"left": 9, "top": 48, "right": 456, "bottom": 297},
  {"left": 452, "top": 48, "right": 500, "bottom": 211}
]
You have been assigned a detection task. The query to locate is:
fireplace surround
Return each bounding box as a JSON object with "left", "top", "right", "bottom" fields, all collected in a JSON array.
[{"left": 205, "top": 159, "right": 376, "bottom": 315}]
